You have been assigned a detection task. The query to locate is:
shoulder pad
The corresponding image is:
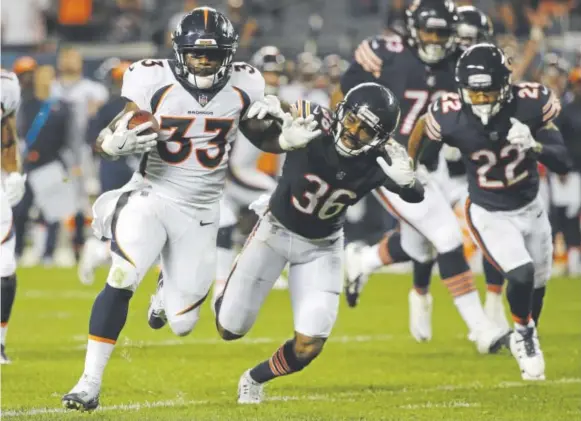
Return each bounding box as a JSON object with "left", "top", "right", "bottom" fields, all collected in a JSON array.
[
  {"left": 229, "top": 62, "right": 265, "bottom": 103},
  {"left": 122, "top": 59, "right": 171, "bottom": 111},
  {"left": 291, "top": 100, "right": 333, "bottom": 136},
  {"left": 365, "top": 34, "right": 407, "bottom": 61},
  {"left": 513, "top": 82, "right": 561, "bottom": 126},
  {"left": 425, "top": 93, "right": 462, "bottom": 141}
]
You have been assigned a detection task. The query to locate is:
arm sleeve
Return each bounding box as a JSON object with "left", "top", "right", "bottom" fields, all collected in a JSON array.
[
  {"left": 382, "top": 177, "right": 425, "bottom": 203},
  {"left": 534, "top": 122, "right": 571, "bottom": 175}
]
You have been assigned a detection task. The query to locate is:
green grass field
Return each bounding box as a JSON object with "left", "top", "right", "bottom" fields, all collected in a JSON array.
[{"left": 1, "top": 267, "right": 580, "bottom": 421}]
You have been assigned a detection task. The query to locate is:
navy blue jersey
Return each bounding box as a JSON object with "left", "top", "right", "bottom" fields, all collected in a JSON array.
[
  {"left": 425, "top": 83, "right": 562, "bottom": 211},
  {"left": 269, "top": 100, "right": 407, "bottom": 239},
  {"left": 555, "top": 98, "right": 581, "bottom": 172},
  {"left": 340, "top": 34, "right": 459, "bottom": 147}
]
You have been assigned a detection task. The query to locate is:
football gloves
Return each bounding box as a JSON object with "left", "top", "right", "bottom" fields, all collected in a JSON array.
[
  {"left": 507, "top": 118, "right": 539, "bottom": 152},
  {"left": 100, "top": 111, "right": 159, "bottom": 157},
  {"left": 247, "top": 95, "right": 322, "bottom": 151},
  {"left": 377, "top": 140, "right": 416, "bottom": 187}
]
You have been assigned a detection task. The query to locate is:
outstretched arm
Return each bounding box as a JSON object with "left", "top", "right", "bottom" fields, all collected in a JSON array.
[{"left": 1, "top": 114, "right": 20, "bottom": 173}]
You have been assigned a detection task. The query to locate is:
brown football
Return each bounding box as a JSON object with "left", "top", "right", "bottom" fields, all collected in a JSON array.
[{"left": 127, "top": 110, "right": 160, "bottom": 134}]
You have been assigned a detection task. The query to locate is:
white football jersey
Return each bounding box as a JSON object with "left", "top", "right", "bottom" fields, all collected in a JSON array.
[
  {"left": 1, "top": 70, "right": 21, "bottom": 120},
  {"left": 121, "top": 59, "right": 265, "bottom": 209}
]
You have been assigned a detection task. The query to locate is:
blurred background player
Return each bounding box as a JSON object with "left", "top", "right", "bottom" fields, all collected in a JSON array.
[
  {"left": 13, "top": 58, "right": 78, "bottom": 267},
  {"left": 279, "top": 52, "right": 330, "bottom": 106},
  {"left": 552, "top": 66, "right": 581, "bottom": 276},
  {"left": 341, "top": 0, "right": 509, "bottom": 350},
  {"left": 1, "top": 69, "right": 26, "bottom": 364},
  {"left": 78, "top": 59, "right": 134, "bottom": 285},
  {"left": 51, "top": 46, "right": 109, "bottom": 262}
]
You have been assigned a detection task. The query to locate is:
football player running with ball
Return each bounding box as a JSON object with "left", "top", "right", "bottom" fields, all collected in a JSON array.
[
  {"left": 62, "top": 7, "right": 319, "bottom": 412},
  {"left": 410, "top": 44, "right": 570, "bottom": 380},
  {"left": 215, "top": 82, "right": 425, "bottom": 404}
]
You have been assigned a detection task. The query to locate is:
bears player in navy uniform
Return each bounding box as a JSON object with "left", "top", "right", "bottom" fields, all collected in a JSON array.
[
  {"left": 215, "top": 82, "right": 424, "bottom": 404},
  {"left": 413, "top": 44, "right": 570, "bottom": 380},
  {"left": 342, "top": 0, "right": 509, "bottom": 351}
]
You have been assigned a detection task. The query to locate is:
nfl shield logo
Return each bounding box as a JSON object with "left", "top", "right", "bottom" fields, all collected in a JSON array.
[
  {"left": 427, "top": 75, "right": 436, "bottom": 87},
  {"left": 199, "top": 94, "right": 208, "bottom": 106},
  {"left": 336, "top": 171, "right": 346, "bottom": 180}
]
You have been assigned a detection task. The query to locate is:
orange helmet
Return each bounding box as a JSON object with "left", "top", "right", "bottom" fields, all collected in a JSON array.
[
  {"left": 111, "top": 61, "right": 131, "bottom": 82},
  {"left": 13, "top": 56, "right": 37, "bottom": 75},
  {"left": 569, "top": 67, "right": 581, "bottom": 84}
]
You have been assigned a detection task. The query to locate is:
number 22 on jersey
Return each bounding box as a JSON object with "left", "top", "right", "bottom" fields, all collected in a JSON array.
[
  {"left": 471, "top": 145, "right": 529, "bottom": 189},
  {"left": 157, "top": 116, "right": 234, "bottom": 168}
]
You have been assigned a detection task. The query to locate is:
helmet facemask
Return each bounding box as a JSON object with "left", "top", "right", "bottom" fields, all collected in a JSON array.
[
  {"left": 413, "top": 26, "right": 456, "bottom": 63},
  {"left": 459, "top": 74, "right": 512, "bottom": 125},
  {"left": 334, "top": 102, "right": 390, "bottom": 157},
  {"left": 173, "top": 40, "right": 235, "bottom": 90}
]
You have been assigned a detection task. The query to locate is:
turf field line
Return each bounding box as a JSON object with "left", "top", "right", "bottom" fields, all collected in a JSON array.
[
  {"left": 68, "top": 334, "right": 395, "bottom": 350},
  {"left": 24, "top": 290, "right": 96, "bottom": 299},
  {"left": 4, "top": 378, "right": 579, "bottom": 418}
]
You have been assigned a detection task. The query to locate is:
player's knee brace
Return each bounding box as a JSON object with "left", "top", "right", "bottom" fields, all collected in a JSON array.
[
  {"left": 506, "top": 263, "right": 535, "bottom": 287},
  {"left": 106, "top": 257, "right": 140, "bottom": 291},
  {"left": 168, "top": 312, "right": 200, "bottom": 337}
]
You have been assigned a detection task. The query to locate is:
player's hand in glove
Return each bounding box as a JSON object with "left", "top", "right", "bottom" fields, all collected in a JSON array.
[
  {"left": 246, "top": 95, "right": 287, "bottom": 121},
  {"left": 354, "top": 39, "right": 382, "bottom": 78},
  {"left": 508, "top": 118, "right": 538, "bottom": 152},
  {"left": 278, "top": 114, "right": 321, "bottom": 151},
  {"left": 100, "top": 111, "right": 158, "bottom": 157},
  {"left": 377, "top": 140, "right": 416, "bottom": 187},
  {"left": 4, "top": 172, "right": 27, "bottom": 206}
]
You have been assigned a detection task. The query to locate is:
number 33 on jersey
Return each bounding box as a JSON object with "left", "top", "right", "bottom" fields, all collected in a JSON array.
[{"left": 121, "top": 59, "right": 264, "bottom": 207}]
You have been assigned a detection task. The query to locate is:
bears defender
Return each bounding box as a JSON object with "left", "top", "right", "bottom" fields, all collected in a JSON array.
[
  {"left": 342, "top": 0, "right": 508, "bottom": 351},
  {"left": 0, "top": 69, "right": 26, "bottom": 365},
  {"left": 62, "top": 7, "right": 320, "bottom": 412},
  {"left": 412, "top": 44, "right": 570, "bottom": 380},
  {"left": 215, "top": 83, "right": 424, "bottom": 404}
]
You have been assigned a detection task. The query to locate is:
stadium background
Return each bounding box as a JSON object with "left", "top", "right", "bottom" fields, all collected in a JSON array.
[{"left": 1, "top": 1, "right": 580, "bottom": 420}]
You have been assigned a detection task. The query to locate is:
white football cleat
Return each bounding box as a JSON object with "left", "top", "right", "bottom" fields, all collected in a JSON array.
[
  {"left": 409, "top": 289, "right": 433, "bottom": 342},
  {"left": 484, "top": 291, "right": 511, "bottom": 332},
  {"left": 473, "top": 322, "right": 511, "bottom": 354},
  {"left": 344, "top": 242, "right": 369, "bottom": 308},
  {"left": 147, "top": 276, "right": 167, "bottom": 329},
  {"left": 77, "top": 237, "right": 110, "bottom": 285},
  {"left": 237, "top": 369, "right": 264, "bottom": 404},
  {"left": 62, "top": 374, "right": 100, "bottom": 412},
  {"left": 510, "top": 323, "right": 545, "bottom": 381}
]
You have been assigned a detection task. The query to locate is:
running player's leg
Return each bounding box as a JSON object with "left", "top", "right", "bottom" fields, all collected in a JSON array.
[
  {"left": 63, "top": 191, "right": 167, "bottom": 411},
  {"left": 466, "top": 199, "right": 545, "bottom": 379},
  {"left": 216, "top": 215, "right": 288, "bottom": 340},
  {"left": 162, "top": 204, "right": 220, "bottom": 336},
  {"left": 238, "top": 235, "right": 343, "bottom": 404}
]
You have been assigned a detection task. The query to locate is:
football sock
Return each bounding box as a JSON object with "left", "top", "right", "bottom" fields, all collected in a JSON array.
[
  {"left": 84, "top": 284, "right": 133, "bottom": 384},
  {"left": 531, "top": 286, "right": 546, "bottom": 328},
  {"left": 505, "top": 264, "right": 534, "bottom": 326},
  {"left": 249, "top": 339, "right": 313, "bottom": 384},
  {"left": 1, "top": 274, "right": 17, "bottom": 345},
  {"left": 483, "top": 257, "right": 504, "bottom": 294},
  {"left": 412, "top": 260, "right": 435, "bottom": 294},
  {"left": 380, "top": 230, "right": 410, "bottom": 265}
]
